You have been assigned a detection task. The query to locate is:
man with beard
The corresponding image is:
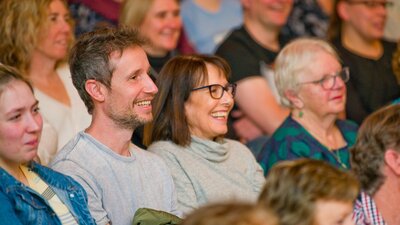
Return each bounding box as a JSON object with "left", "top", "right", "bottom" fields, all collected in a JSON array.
[{"left": 50, "top": 27, "right": 180, "bottom": 225}]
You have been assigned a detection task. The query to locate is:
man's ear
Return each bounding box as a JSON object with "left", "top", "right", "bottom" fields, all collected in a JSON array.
[
  {"left": 285, "top": 89, "right": 304, "bottom": 109},
  {"left": 85, "top": 79, "right": 106, "bottom": 102},
  {"left": 384, "top": 149, "right": 400, "bottom": 176}
]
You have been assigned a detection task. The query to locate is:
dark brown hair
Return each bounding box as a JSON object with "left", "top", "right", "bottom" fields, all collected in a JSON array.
[{"left": 144, "top": 55, "right": 231, "bottom": 147}]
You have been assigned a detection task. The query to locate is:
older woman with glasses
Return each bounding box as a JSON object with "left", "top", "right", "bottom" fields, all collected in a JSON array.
[
  {"left": 257, "top": 38, "right": 359, "bottom": 175},
  {"left": 144, "top": 55, "right": 265, "bottom": 215}
]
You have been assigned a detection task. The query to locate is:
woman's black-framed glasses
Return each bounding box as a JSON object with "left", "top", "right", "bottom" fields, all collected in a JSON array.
[
  {"left": 192, "top": 83, "right": 237, "bottom": 99},
  {"left": 299, "top": 67, "right": 350, "bottom": 90}
]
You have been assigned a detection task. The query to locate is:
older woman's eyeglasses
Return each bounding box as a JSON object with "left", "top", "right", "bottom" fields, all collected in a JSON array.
[
  {"left": 344, "top": 0, "right": 393, "bottom": 8},
  {"left": 299, "top": 67, "right": 350, "bottom": 90},
  {"left": 192, "top": 83, "right": 237, "bottom": 99}
]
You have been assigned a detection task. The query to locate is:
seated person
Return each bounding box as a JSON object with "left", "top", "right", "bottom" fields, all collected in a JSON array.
[
  {"left": 50, "top": 27, "right": 180, "bottom": 225},
  {"left": 145, "top": 55, "right": 265, "bottom": 215},
  {"left": 259, "top": 158, "right": 359, "bottom": 225},
  {"left": 258, "top": 38, "right": 358, "bottom": 175},
  {"left": 351, "top": 104, "right": 400, "bottom": 225},
  {"left": 215, "top": 0, "right": 293, "bottom": 147},
  {"left": 182, "top": 202, "right": 277, "bottom": 225},
  {"left": 0, "top": 64, "right": 95, "bottom": 225},
  {"left": 0, "top": 0, "right": 91, "bottom": 165},
  {"left": 327, "top": 0, "right": 400, "bottom": 124}
]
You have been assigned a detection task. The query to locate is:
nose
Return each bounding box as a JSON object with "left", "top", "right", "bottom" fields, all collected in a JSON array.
[
  {"left": 26, "top": 113, "right": 43, "bottom": 133},
  {"left": 221, "top": 89, "right": 234, "bottom": 106},
  {"left": 60, "top": 17, "right": 72, "bottom": 33},
  {"left": 166, "top": 14, "right": 182, "bottom": 30},
  {"left": 333, "top": 75, "right": 346, "bottom": 89},
  {"left": 144, "top": 73, "right": 158, "bottom": 94}
]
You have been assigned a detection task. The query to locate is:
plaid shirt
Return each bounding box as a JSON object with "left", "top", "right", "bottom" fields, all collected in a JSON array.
[{"left": 353, "top": 192, "right": 387, "bottom": 225}]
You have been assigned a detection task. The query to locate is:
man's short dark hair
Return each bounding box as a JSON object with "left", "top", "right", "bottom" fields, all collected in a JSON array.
[{"left": 69, "top": 27, "right": 146, "bottom": 114}]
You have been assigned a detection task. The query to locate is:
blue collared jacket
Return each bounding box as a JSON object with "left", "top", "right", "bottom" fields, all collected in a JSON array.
[{"left": 0, "top": 162, "right": 95, "bottom": 225}]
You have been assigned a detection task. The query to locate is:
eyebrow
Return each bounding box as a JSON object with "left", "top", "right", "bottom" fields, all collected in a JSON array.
[{"left": 5, "top": 100, "right": 39, "bottom": 115}]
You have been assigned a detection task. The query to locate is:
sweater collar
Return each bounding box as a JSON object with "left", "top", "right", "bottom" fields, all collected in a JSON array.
[{"left": 190, "top": 136, "right": 230, "bottom": 162}]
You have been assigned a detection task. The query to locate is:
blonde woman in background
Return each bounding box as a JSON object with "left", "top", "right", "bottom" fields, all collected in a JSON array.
[
  {"left": 120, "top": 0, "right": 182, "bottom": 74},
  {"left": 0, "top": 0, "right": 90, "bottom": 165}
]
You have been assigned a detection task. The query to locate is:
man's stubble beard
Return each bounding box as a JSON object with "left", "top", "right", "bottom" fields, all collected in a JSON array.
[{"left": 106, "top": 102, "right": 152, "bottom": 130}]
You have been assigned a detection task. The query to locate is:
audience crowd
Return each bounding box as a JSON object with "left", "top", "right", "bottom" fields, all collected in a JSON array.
[{"left": 0, "top": 0, "right": 399, "bottom": 224}]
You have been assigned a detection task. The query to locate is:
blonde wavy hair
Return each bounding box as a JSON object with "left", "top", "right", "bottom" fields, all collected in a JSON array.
[
  {"left": 0, "top": 0, "right": 73, "bottom": 75},
  {"left": 119, "top": 0, "right": 155, "bottom": 28}
]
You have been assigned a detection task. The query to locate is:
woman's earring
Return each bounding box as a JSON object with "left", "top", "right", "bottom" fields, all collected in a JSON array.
[{"left": 298, "top": 110, "right": 304, "bottom": 118}]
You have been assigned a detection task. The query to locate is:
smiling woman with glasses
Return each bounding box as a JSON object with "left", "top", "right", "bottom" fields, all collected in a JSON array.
[
  {"left": 257, "top": 38, "right": 359, "bottom": 175},
  {"left": 144, "top": 55, "right": 265, "bottom": 215}
]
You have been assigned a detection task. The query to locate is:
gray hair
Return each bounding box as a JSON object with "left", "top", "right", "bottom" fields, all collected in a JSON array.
[{"left": 274, "top": 38, "right": 340, "bottom": 107}]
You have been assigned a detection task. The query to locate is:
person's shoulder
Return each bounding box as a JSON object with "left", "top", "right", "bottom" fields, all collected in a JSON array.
[
  {"left": 216, "top": 26, "right": 250, "bottom": 52},
  {"left": 134, "top": 143, "right": 174, "bottom": 165},
  {"left": 270, "top": 116, "right": 301, "bottom": 139},
  {"left": 382, "top": 39, "right": 397, "bottom": 48},
  {"left": 223, "top": 138, "right": 257, "bottom": 158},
  {"left": 223, "top": 138, "right": 248, "bottom": 149},
  {"left": 32, "top": 162, "right": 81, "bottom": 187},
  {"left": 50, "top": 132, "right": 99, "bottom": 168},
  {"left": 147, "top": 140, "right": 183, "bottom": 155}
]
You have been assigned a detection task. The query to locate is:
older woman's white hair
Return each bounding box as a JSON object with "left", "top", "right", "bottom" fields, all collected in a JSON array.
[{"left": 274, "top": 38, "right": 341, "bottom": 107}]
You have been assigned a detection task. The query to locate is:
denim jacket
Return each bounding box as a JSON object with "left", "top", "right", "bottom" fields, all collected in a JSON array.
[{"left": 0, "top": 162, "right": 95, "bottom": 225}]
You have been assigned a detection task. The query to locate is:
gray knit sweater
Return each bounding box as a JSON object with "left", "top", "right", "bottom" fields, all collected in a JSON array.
[{"left": 148, "top": 136, "right": 265, "bottom": 215}]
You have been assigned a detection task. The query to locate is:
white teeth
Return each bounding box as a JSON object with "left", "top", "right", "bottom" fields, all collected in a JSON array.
[
  {"left": 211, "top": 112, "right": 227, "bottom": 118},
  {"left": 136, "top": 100, "right": 151, "bottom": 106}
]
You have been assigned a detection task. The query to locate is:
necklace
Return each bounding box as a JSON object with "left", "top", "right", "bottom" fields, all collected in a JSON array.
[{"left": 328, "top": 148, "right": 348, "bottom": 169}]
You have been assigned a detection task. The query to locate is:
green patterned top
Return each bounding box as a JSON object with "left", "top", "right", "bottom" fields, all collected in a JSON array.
[{"left": 257, "top": 116, "right": 358, "bottom": 175}]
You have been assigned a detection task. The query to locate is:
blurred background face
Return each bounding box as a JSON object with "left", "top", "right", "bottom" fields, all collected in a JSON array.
[
  {"left": 185, "top": 64, "right": 234, "bottom": 140},
  {"left": 35, "top": 0, "right": 72, "bottom": 61},
  {"left": 314, "top": 200, "right": 354, "bottom": 225},
  {"left": 244, "top": 0, "right": 293, "bottom": 30},
  {"left": 139, "top": 0, "right": 181, "bottom": 56},
  {"left": 0, "top": 80, "right": 42, "bottom": 165},
  {"left": 340, "top": 0, "right": 388, "bottom": 41},
  {"left": 295, "top": 51, "right": 346, "bottom": 118}
]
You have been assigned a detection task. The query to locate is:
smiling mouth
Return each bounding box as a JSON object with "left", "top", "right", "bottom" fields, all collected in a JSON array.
[
  {"left": 211, "top": 111, "right": 228, "bottom": 119},
  {"left": 135, "top": 100, "right": 151, "bottom": 107}
]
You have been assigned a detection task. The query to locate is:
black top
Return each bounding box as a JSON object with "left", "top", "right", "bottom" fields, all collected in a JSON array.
[
  {"left": 216, "top": 25, "right": 291, "bottom": 83},
  {"left": 332, "top": 38, "right": 400, "bottom": 124}
]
